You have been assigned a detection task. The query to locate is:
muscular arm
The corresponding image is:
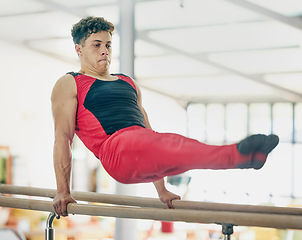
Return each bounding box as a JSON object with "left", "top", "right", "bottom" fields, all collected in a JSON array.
[
  {"left": 135, "top": 83, "right": 152, "bottom": 130},
  {"left": 134, "top": 81, "right": 181, "bottom": 208},
  {"left": 153, "top": 179, "right": 181, "bottom": 208},
  {"left": 51, "top": 74, "right": 78, "bottom": 216}
]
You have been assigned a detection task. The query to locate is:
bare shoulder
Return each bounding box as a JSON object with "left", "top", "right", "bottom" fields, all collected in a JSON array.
[
  {"left": 131, "top": 78, "right": 138, "bottom": 85},
  {"left": 53, "top": 74, "right": 76, "bottom": 89},
  {"left": 131, "top": 79, "right": 142, "bottom": 92},
  {"left": 52, "top": 74, "right": 77, "bottom": 100}
]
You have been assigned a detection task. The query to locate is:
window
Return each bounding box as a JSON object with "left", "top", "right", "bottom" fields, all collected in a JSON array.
[
  {"left": 186, "top": 102, "right": 299, "bottom": 203},
  {"left": 206, "top": 104, "right": 225, "bottom": 144},
  {"left": 249, "top": 103, "right": 271, "bottom": 135},
  {"left": 272, "top": 103, "right": 293, "bottom": 142},
  {"left": 187, "top": 104, "right": 206, "bottom": 142},
  {"left": 225, "top": 104, "right": 247, "bottom": 142}
]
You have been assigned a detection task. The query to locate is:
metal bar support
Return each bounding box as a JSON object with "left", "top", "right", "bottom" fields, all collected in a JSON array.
[
  {"left": 45, "top": 212, "right": 60, "bottom": 240},
  {"left": 222, "top": 223, "right": 234, "bottom": 240}
]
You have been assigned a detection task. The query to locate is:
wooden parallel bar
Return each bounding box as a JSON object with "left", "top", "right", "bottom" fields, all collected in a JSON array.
[
  {"left": 1, "top": 195, "right": 302, "bottom": 230},
  {"left": 1, "top": 184, "right": 301, "bottom": 216}
]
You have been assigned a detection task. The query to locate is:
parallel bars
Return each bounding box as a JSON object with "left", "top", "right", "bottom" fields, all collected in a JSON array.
[{"left": 1, "top": 184, "right": 302, "bottom": 239}]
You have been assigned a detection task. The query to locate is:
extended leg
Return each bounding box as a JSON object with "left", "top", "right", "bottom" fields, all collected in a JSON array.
[{"left": 99, "top": 127, "right": 278, "bottom": 184}]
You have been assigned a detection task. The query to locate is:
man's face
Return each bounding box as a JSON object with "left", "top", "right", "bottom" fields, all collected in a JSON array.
[{"left": 76, "top": 31, "right": 113, "bottom": 74}]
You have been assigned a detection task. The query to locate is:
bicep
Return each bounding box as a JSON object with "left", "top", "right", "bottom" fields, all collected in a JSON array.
[
  {"left": 51, "top": 75, "right": 77, "bottom": 141},
  {"left": 133, "top": 80, "right": 144, "bottom": 110},
  {"left": 133, "top": 80, "right": 152, "bottom": 129}
]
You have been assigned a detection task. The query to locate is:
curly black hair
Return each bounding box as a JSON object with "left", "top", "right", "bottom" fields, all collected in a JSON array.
[{"left": 71, "top": 16, "right": 115, "bottom": 45}]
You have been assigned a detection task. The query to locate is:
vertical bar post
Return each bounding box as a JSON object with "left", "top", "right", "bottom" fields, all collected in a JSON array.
[
  {"left": 222, "top": 223, "right": 234, "bottom": 240},
  {"left": 45, "top": 212, "right": 59, "bottom": 240}
]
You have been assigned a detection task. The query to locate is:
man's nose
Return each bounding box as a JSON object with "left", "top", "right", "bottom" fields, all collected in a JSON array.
[{"left": 101, "top": 47, "right": 108, "bottom": 55}]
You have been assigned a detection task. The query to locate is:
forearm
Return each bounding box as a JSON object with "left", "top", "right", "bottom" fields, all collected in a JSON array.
[
  {"left": 153, "top": 178, "right": 167, "bottom": 195},
  {"left": 153, "top": 178, "right": 181, "bottom": 208},
  {"left": 53, "top": 137, "right": 73, "bottom": 194},
  {"left": 52, "top": 137, "right": 77, "bottom": 217}
]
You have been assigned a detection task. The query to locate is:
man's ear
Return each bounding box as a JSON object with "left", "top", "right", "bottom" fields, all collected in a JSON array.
[{"left": 75, "top": 44, "right": 82, "bottom": 56}]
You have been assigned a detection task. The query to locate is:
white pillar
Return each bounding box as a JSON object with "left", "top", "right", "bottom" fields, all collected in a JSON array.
[
  {"left": 119, "top": 0, "right": 135, "bottom": 78},
  {"left": 114, "top": 183, "right": 137, "bottom": 240},
  {"left": 115, "top": 0, "right": 138, "bottom": 240}
]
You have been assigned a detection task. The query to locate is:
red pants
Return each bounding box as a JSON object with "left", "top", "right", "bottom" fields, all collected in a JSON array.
[{"left": 99, "top": 126, "right": 250, "bottom": 184}]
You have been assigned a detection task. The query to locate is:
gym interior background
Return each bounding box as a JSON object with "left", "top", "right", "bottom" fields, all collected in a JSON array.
[{"left": 0, "top": 0, "right": 302, "bottom": 239}]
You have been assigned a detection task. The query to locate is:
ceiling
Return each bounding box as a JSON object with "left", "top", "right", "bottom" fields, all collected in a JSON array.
[{"left": 1, "top": 0, "right": 302, "bottom": 104}]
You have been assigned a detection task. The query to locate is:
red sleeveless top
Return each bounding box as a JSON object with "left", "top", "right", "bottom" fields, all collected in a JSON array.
[{"left": 68, "top": 72, "right": 145, "bottom": 157}]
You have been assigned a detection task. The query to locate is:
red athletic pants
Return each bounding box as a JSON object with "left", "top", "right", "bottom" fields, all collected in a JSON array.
[{"left": 99, "top": 126, "right": 250, "bottom": 184}]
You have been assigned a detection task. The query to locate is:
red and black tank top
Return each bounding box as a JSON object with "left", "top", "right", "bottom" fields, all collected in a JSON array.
[{"left": 68, "top": 72, "right": 145, "bottom": 156}]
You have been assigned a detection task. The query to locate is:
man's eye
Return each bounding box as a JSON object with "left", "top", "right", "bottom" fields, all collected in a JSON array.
[
  {"left": 106, "top": 45, "right": 111, "bottom": 48},
  {"left": 93, "top": 44, "right": 100, "bottom": 47}
]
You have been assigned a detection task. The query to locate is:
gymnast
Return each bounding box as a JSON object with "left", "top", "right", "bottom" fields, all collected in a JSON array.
[{"left": 51, "top": 16, "right": 279, "bottom": 217}]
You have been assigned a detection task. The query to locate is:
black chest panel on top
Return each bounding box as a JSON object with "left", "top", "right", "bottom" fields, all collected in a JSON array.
[{"left": 83, "top": 79, "right": 145, "bottom": 135}]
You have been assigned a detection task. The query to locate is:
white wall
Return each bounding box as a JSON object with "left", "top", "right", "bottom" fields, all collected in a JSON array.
[{"left": 0, "top": 40, "right": 77, "bottom": 188}]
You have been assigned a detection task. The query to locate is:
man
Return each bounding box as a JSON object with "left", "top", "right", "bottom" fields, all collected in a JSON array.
[{"left": 51, "top": 16, "right": 279, "bottom": 217}]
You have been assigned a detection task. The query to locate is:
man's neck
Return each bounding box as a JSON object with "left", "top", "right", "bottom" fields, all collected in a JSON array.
[
  {"left": 79, "top": 69, "right": 118, "bottom": 81},
  {"left": 79, "top": 69, "right": 114, "bottom": 81}
]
